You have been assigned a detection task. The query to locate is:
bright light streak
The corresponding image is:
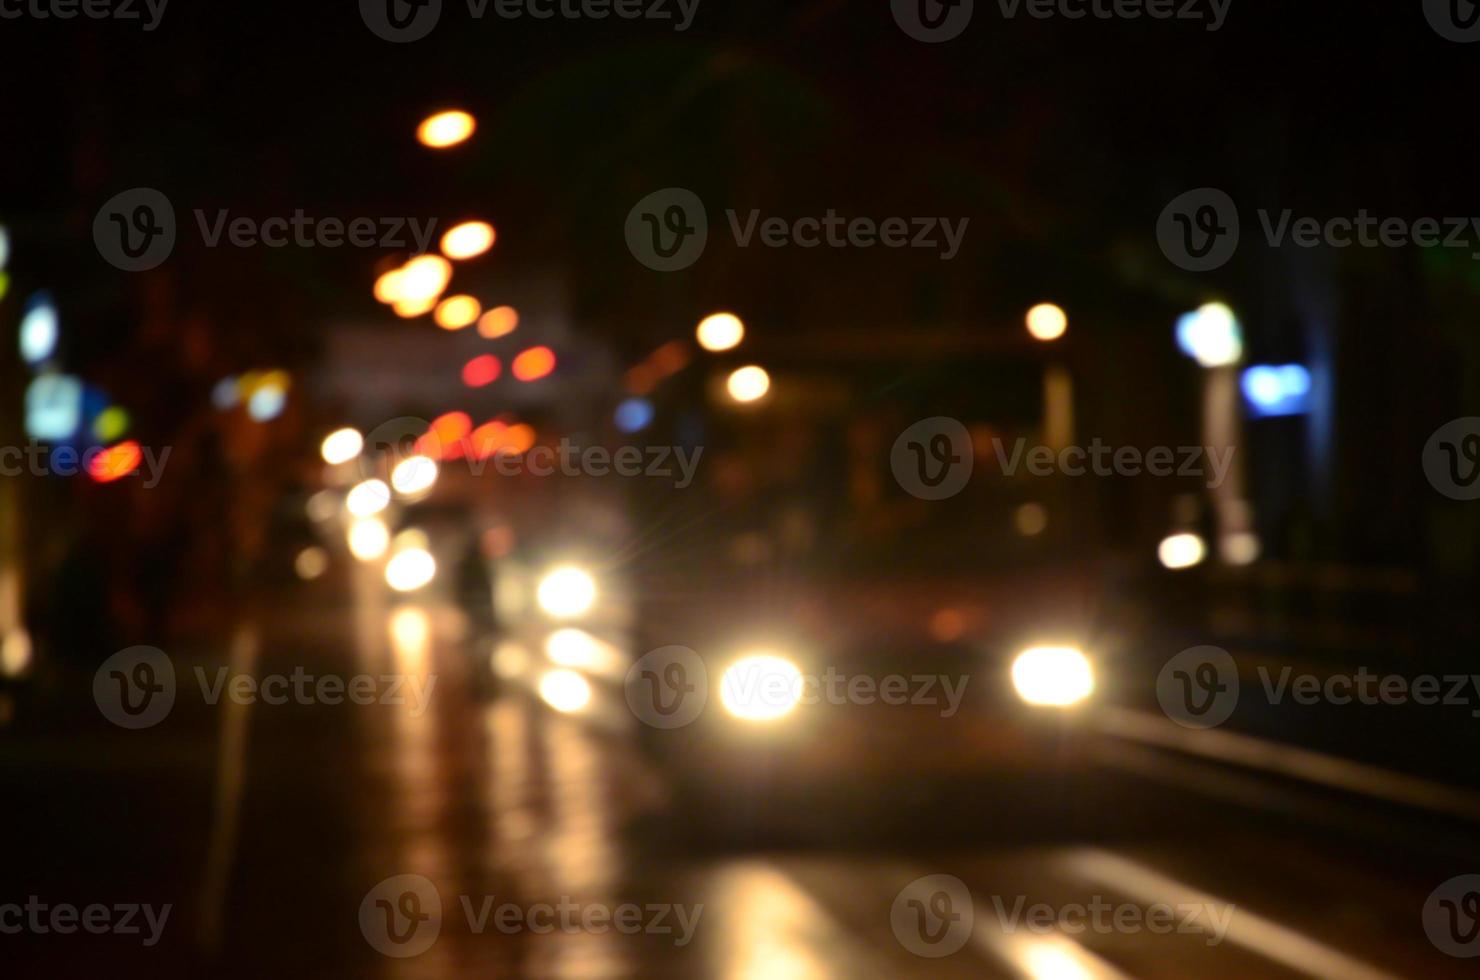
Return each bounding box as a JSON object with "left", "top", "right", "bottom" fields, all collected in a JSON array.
[
  {"left": 346, "top": 479, "right": 391, "bottom": 517},
  {"left": 478, "top": 305, "right": 519, "bottom": 338},
  {"left": 320, "top": 427, "right": 364, "bottom": 465},
  {"left": 726, "top": 365, "right": 770, "bottom": 403},
  {"left": 1011, "top": 646, "right": 1094, "bottom": 707},
  {"left": 720, "top": 653, "right": 804, "bottom": 722},
  {"left": 440, "top": 221, "right": 495, "bottom": 260},
  {"left": 295, "top": 546, "right": 329, "bottom": 580},
  {"left": 417, "top": 110, "right": 476, "bottom": 148},
  {"left": 537, "top": 669, "right": 592, "bottom": 714},
  {"left": 390, "top": 454, "right": 439, "bottom": 495},
  {"left": 347, "top": 518, "right": 390, "bottom": 560},
  {"left": 1158, "top": 532, "right": 1207, "bottom": 570},
  {"left": 512, "top": 346, "right": 556, "bottom": 381},
  {"left": 1026, "top": 302, "right": 1068, "bottom": 341},
  {"left": 536, "top": 566, "right": 597, "bottom": 619},
  {"left": 696, "top": 312, "right": 744, "bottom": 352},
  {"left": 385, "top": 548, "right": 436, "bottom": 592},
  {"left": 435, "top": 294, "right": 481, "bottom": 330}
]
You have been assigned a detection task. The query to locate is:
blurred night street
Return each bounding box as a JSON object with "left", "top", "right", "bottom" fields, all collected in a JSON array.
[{"left": 5, "top": 2, "right": 1480, "bottom": 977}]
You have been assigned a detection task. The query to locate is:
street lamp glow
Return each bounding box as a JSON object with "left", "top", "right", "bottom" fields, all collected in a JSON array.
[
  {"left": 1175, "top": 302, "right": 1243, "bottom": 368},
  {"left": 1011, "top": 646, "right": 1094, "bottom": 707},
  {"left": 320, "top": 427, "right": 364, "bottom": 465},
  {"left": 720, "top": 653, "right": 804, "bottom": 722},
  {"left": 726, "top": 365, "right": 770, "bottom": 403},
  {"left": 538, "top": 669, "right": 593, "bottom": 714},
  {"left": 347, "top": 517, "right": 390, "bottom": 560},
  {"left": 346, "top": 479, "right": 391, "bottom": 517},
  {"left": 416, "top": 110, "right": 476, "bottom": 148},
  {"left": 19, "top": 295, "right": 58, "bottom": 366},
  {"left": 536, "top": 566, "right": 597, "bottom": 618},
  {"left": 696, "top": 312, "right": 745, "bottom": 352},
  {"left": 1158, "top": 532, "right": 1207, "bottom": 570},
  {"left": 440, "top": 221, "right": 495, "bottom": 260},
  {"left": 390, "top": 454, "right": 439, "bottom": 495},
  {"left": 385, "top": 548, "right": 436, "bottom": 592},
  {"left": 435, "top": 295, "right": 481, "bottom": 330},
  {"left": 1025, "top": 303, "right": 1067, "bottom": 341}
]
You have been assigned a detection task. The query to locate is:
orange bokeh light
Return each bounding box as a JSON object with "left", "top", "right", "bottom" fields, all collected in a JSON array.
[
  {"left": 88, "top": 440, "right": 142, "bottom": 483},
  {"left": 512, "top": 346, "right": 556, "bottom": 382},
  {"left": 477, "top": 305, "right": 519, "bottom": 339},
  {"left": 441, "top": 221, "right": 496, "bottom": 261},
  {"left": 416, "top": 110, "right": 476, "bottom": 149},
  {"left": 414, "top": 411, "right": 473, "bottom": 460},
  {"left": 435, "top": 295, "right": 481, "bottom": 330}
]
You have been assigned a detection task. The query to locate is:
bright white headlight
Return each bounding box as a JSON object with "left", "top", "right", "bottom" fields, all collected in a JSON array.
[
  {"left": 1011, "top": 646, "right": 1094, "bottom": 707},
  {"left": 536, "top": 566, "right": 597, "bottom": 618},
  {"left": 720, "top": 653, "right": 804, "bottom": 722}
]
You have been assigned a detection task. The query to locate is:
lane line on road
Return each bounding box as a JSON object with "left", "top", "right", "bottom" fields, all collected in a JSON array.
[
  {"left": 1064, "top": 848, "right": 1399, "bottom": 980},
  {"left": 1091, "top": 706, "right": 1480, "bottom": 822}
]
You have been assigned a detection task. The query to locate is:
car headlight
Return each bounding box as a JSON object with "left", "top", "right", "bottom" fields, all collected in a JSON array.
[
  {"left": 536, "top": 566, "right": 597, "bottom": 618},
  {"left": 719, "top": 652, "right": 804, "bottom": 722},
  {"left": 1011, "top": 645, "right": 1094, "bottom": 707}
]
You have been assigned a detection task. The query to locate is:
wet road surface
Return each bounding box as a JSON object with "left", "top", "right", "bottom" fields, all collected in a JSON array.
[{"left": 2, "top": 581, "right": 1477, "bottom": 978}]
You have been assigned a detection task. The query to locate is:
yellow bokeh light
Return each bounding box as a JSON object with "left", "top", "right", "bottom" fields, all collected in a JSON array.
[
  {"left": 440, "top": 221, "right": 495, "bottom": 260},
  {"left": 416, "top": 110, "right": 476, "bottom": 149},
  {"left": 696, "top": 312, "right": 744, "bottom": 352},
  {"left": 726, "top": 365, "right": 771, "bottom": 403},
  {"left": 1026, "top": 303, "right": 1068, "bottom": 341},
  {"left": 435, "top": 295, "right": 481, "bottom": 330}
]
